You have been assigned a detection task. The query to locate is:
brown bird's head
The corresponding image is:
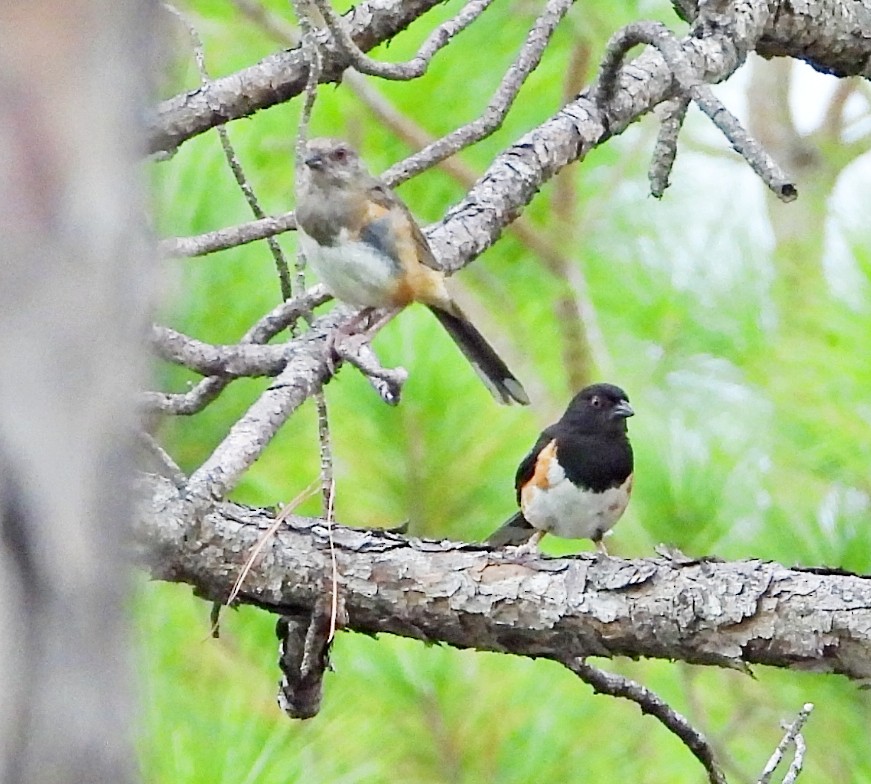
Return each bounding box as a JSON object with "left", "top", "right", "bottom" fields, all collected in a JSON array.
[{"left": 301, "top": 138, "right": 370, "bottom": 190}]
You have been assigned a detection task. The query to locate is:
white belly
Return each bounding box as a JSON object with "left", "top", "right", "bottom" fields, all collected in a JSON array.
[
  {"left": 299, "top": 229, "right": 397, "bottom": 308},
  {"left": 522, "top": 460, "right": 629, "bottom": 540}
]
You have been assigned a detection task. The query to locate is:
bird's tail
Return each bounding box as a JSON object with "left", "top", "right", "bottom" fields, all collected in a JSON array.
[
  {"left": 427, "top": 304, "right": 529, "bottom": 405},
  {"left": 485, "top": 511, "right": 537, "bottom": 546}
]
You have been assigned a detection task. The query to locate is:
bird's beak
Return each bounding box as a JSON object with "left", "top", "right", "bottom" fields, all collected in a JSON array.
[
  {"left": 304, "top": 153, "right": 324, "bottom": 170},
  {"left": 611, "top": 400, "right": 634, "bottom": 419}
]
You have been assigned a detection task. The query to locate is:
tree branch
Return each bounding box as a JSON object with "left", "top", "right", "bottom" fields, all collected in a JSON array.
[
  {"left": 304, "top": 0, "right": 495, "bottom": 81},
  {"left": 564, "top": 658, "right": 727, "bottom": 784},
  {"left": 757, "top": 703, "right": 814, "bottom": 784},
  {"left": 150, "top": 324, "right": 290, "bottom": 376},
  {"left": 136, "top": 474, "right": 871, "bottom": 680},
  {"left": 158, "top": 212, "right": 296, "bottom": 258},
  {"left": 148, "top": 0, "right": 446, "bottom": 154},
  {"left": 143, "top": 286, "right": 330, "bottom": 415},
  {"left": 380, "top": 0, "right": 575, "bottom": 184},
  {"left": 596, "top": 21, "right": 797, "bottom": 201},
  {"left": 148, "top": 0, "right": 871, "bottom": 157}
]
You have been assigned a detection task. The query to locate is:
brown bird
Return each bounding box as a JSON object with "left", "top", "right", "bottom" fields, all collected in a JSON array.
[{"left": 294, "top": 138, "right": 529, "bottom": 406}]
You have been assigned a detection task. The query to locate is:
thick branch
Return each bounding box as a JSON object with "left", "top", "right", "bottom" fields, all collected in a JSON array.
[
  {"left": 148, "top": 0, "right": 444, "bottom": 154},
  {"left": 137, "top": 474, "right": 871, "bottom": 680},
  {"left": 149, "top": 0, "right": 871, "bottom": 158},
  {"left": 160, "top": 11, "right": 788, "bottom": 272}
]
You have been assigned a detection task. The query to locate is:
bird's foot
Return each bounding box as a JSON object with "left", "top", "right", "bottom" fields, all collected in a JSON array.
[{"left": 493, "top": 530, "right": 545, "bottom": 564}]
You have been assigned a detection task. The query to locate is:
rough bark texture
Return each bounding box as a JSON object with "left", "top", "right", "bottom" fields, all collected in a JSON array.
[
  {"left": 147, "top": 0, "right": 444, "bottom": 154},
  {"left": 137, "top": 474, "right": 871, "bottom": 681},
  {"left": 0, "top": 2, "right": 153, "bottom": 781},
  {"left": 147, "top": 0, "right": 871, "bottom": 156}
]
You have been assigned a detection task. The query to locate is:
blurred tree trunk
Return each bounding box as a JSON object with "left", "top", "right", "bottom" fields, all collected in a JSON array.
[
  {"left": 746, "top": 56, "right": 871, "bottom": 511},
  {"left": 0, "top": 2, "right": 154, "bottom": 782},
  {"left": 747, "top": 57, "right": 839, "bottom": 331}
]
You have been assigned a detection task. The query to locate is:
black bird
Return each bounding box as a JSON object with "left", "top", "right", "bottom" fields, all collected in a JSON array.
[{"left": 487, "top": 383, "right": 634, "bottom": 553}]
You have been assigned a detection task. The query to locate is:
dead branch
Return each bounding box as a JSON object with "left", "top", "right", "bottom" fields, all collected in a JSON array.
[
  {"left": 147, "top": 0, "right": 445, "bottom": 154},
  {"left": 276, "top": 609, "right": 335, "bottom": 719},
  {"left": 564, "top": 658, "right": 727, "bottom": 784},
  {"left": 147, "top": 0, "right": 871, "bottom": 157},
  {"left": 143, "top": 286, "right": 330, "bottom": 415},
  {"left": 757, "top": 703, "right": 814, "bottom": 784},
  {"left": 158, "top": 212, "right": 296, "bottom": 258},
  {"left": 649, "top": 96, "right": 690, "bottom": 197},
  {"left": 156, "top": 6, "right": 797, "bottom": 274},
  {"left": 136, "top": 473, "right": 871, "bottom": 682},
  {"left": 180, "top": 305, "right": 405, "bottom": 499},
  {"left": 303, "top": 0, "right": 495, "bottom": 81},
  {"left": 380, "top": 0, "right": 576, "bottom": 184},
  {"left": 595, "top": 20, "right": 797, "bottom": 200},
  {"left": 150, "top": 325, "right": 290, "bottom": 377}
]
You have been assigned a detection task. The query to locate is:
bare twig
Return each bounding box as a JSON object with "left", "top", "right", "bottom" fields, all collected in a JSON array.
[
  {"left": 141, "top": 377, "right": 231, "bottom": 416},
  {"left": 563, "top": 658, "right": 727, "bottom": 784},
  {"left": 137, "top": 431, "right": 187, "bottom": 488},
  {"left": 382, "top": 0, "right": 575, "bottom": 185},
  {"left": 757, "top": 703, "right": 814, "bottom": 784},
  {"left": 783, "top": 729, "right": 807, "bottom": 784},
  {"left": 143, "top": 286, "right": 329, "bottom": 415},
  {"left": 324, "top": 478, "right": 339, "bottom": 642},
  {"left": 291, "top": 0, "right": 339, "bottom": 542},
  {"left": 158, "top": 212, "right": 296, "bottom": 258},
  {"left": 303, "top": 0, "right": 495, "bottom": 81},
  {"left": 596, "top": 21, "right": 797, "bottom": 202},
  {"left": 333, "top": 328, "right": 408, "bottom": 404},
  {"left": 149, "top": 325, "right": 290, "bottom": 376},
  {"left": 293, "top": 2, "right": 323, "bottom": 294},
  {"left": 649, "top": 95, "right": 690, "bottom": 198},
  {"left": 246, "top": 285, "right": 330, "bottom": 342},
  {"left": 163, "top": 1, "right": 295, "bottom": 298},
  {"left": 183, "top": 308, "right": 342, "bottom": 500}
]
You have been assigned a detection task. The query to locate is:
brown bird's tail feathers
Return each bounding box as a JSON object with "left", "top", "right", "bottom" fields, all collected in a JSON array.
[
  {"left": 427, "top": 304, "right": 529, "bottom": 405},
  {"left": 486, "top": 511, "right": 536, "bottom": 546}
]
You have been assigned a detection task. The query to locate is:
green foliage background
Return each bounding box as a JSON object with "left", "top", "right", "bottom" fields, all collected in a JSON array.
[{"left": 144, "top": 0, "right": 871, "bottom": 780}]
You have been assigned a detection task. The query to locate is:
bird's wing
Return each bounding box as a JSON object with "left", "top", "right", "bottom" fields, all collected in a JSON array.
[
  {"left": 367, "top": 183, "right": 440, "bottom": 270},
  {"left": 514, "top": 427, "right": 558, "bottom": 504}
]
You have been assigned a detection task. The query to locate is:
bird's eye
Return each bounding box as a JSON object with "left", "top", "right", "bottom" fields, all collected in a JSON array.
[
  {"left": 332, "top": 147, "right": 348, "bottom": 162},
  {"left": 590, "top": 395, "right": 602, "bottom": 408}
]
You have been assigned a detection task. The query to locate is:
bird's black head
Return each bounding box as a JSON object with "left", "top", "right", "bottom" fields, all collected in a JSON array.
[
  {"left": 301, "top": 138, "right": 368, "bottom": 189},
  {"left": 561, "top": 383, "right": 633, "bottom": 434}
]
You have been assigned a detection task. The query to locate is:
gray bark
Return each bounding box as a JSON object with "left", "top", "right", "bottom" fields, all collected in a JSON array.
[
  {"left": 147, "top": 0, "right": 871, "bottom": 156},
  {"left": 136, "top": 474, "right": 871, "bottom": 682}
]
